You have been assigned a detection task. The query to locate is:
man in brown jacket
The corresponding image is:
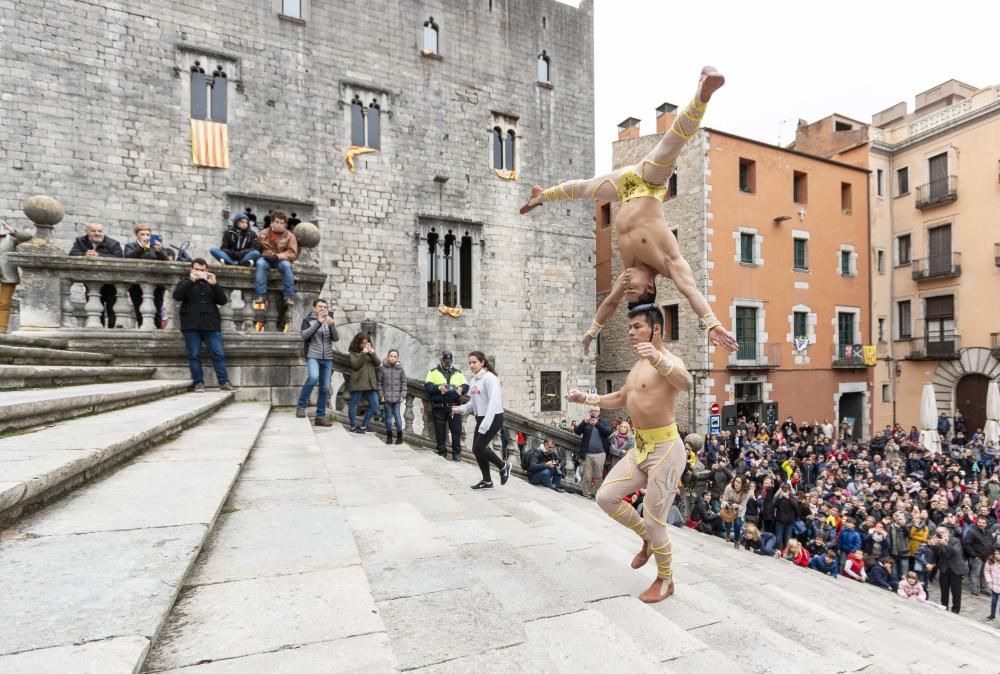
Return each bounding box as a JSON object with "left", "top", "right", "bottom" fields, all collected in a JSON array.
[{"left": 254, "top": 211, "right": 299, "bottom": 306}]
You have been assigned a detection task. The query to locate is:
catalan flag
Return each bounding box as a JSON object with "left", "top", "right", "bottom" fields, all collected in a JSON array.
[{"left": 190, "top": 119, "right": 230, "bottom": 169}]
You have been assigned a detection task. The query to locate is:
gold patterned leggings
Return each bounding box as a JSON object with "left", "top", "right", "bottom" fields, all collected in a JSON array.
[{"left": 595, "top": 438, "right": 686, "bottom": 580}]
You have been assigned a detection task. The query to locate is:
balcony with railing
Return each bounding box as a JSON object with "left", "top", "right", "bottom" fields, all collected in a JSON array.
[
  {"left": 727, "top": 342, "right": 780, "bottom": 369},
  {"left": 914, "top": 175, "right": 957, "bottom": 209},
  {"left": 832, "top": 343, "right": 866, "bottom": 368},
  {"left": 911, "top": 252, "right": 961, "bottom": 281},
  {"left": 903, "top": 333, "right": 961, "bottom": 360},
  {"left": 992, "top": 332, "right": 1000, "bottom": 359}
]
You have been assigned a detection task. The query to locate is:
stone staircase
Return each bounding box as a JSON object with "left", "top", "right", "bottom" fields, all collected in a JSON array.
[{"left": 3, "top": 384, "right": 1000, "bottom": 672}]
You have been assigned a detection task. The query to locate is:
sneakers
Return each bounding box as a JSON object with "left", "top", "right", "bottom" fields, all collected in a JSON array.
[
  {"left": 191, "top": 382, "right": 206, "bottom": 393},
  {"left": 500, "top": 461, "right": 511, "bottom": 485},
  {"left": 295, "top": 407, "right": 307, "bottom": 418},
  {"left": 551, "top": 486, "right": 566, "bottom": 493},
  {"left": 452, "top": 455, "right": 461, "bottom": 462},
  {"left": 242, "top": 259, "right": 255, "bottom": 267},
  {"left": 314, "top": 417, "right": 333, "bottom": 427},
  {"left": 471, "top": 480, "right": 494, "bottom": 490},
  {"left": 350, "top": 426, "right": 366, "bottom": 435},
  {"left": 987, "top": 615, "right": 996, "bottom": 621},
  {"left": 360, "top": 426, "right": 371, "bottom": 433},
  {"left": 220, "top": 383, "right": 237, "bottom": 392}
]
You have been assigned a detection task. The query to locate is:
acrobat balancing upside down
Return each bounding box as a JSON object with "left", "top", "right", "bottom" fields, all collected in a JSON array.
[{"left": 520, "top": 66, "right": 738, "bottom": 354}]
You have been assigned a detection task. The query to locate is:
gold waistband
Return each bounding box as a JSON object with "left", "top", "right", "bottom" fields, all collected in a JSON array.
[{"left": 634, "top": 423, "right": 679, "bottom": 444}]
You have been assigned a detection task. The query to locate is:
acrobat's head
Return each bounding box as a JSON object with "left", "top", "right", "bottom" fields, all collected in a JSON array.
[
  {"left": 626, "top": 302, "right": 663, "bottom": 345},
  {"left": 623, "top": 266, "right": 656, "bottom": 308}
]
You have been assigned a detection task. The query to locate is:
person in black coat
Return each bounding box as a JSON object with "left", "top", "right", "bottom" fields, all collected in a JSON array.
[
  {"left": 172, "top": 258, "right": 233, "bottom": 392},
  {"left": 772, "top": 484, "right": 799, "bottom": 548},
  {"left": 124, "top": 223, "right": 168, "bottom": 328},
  {"left": 68, "top": 222, "right": 123, "bottom": 327},
  {"left": 928, "top": 527, "right": 969, "bottom": 614},
  {"left": 209, "top": 212, "right": 261, "bottom": 266}
]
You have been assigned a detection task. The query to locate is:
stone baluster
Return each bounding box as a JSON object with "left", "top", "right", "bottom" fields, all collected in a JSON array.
[
  {"left": 116, "top": 283, "right": 134, "bottom": 329},
  {"left": 60, "top": 278, "right": 77, "bottom": 328},
  {"left": 83, "top": 282, "right": 104, "bottom": 328},
  {"left": 219, "top": 288, "right": 235, "bottom": 333},
  {"left": 421, "top": 402, "right": 435, "bottom": 442},
  {"left": 138, "top": 282, "right": 157, "bottom": 331},
  {"left": 240, "top": 294, "right": 254, "bottom": 332},
  {"left": 403, "top": 394, "right": 415, "bottom": 433}
]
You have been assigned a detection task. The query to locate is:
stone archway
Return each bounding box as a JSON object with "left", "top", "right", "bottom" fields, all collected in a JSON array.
[
  {"left": 331, "top": 322, "right": 433, "bottom": 434},
  {"left": 931, "top": 347, "right": 1000, "bottom": 423}
]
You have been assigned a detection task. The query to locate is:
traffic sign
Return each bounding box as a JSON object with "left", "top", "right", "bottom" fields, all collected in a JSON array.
[
  {"left": 709, "top": 414, "right": 721, "bottom": 433},
  {"left": 709, "top": 402, "right": 720, "bottom": 415}
]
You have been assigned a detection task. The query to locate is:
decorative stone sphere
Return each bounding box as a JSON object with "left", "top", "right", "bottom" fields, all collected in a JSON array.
[
  {"left": 293, "top": 221, "right": 321, "bottom": 249},
  {"left": 684, "top": 432, "right": 704, "bottom": 453},
  {"left": 22, "top": 195, "right": 64, "bottom": 226}
]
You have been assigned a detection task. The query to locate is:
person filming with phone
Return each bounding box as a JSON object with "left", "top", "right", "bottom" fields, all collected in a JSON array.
[{"left": 173, "top": 258, "right": 235, "bottom": 393}]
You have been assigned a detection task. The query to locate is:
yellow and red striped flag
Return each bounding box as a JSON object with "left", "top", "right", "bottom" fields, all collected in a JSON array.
[{"left": 190, "top": 119, "right": 230, "bottom": 168}]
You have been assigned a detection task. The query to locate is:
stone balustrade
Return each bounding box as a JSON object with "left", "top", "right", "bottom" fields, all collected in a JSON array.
[{"left": 9, "top": 249, "right": 326, "bottom": 335}]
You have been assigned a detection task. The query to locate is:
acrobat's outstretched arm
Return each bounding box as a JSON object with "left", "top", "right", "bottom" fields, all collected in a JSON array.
[
  {"left": 519, "top": 171, "right": 622, "bottom": 215},
  {"left": 583, "top": 273, "right": 626, "bottom": 356},
  {"left": 657, "top": 243, "right": 738, "bottom": 353}
]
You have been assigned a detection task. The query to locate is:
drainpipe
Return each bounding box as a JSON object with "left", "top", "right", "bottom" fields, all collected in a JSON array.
[{"left": 887, "top": 151, "right": 898, "bottom": 428}]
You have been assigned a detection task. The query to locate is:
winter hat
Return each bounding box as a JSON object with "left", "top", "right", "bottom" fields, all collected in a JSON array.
[{"left": 231, "top": 212, "right": 249, "bottom": 226}]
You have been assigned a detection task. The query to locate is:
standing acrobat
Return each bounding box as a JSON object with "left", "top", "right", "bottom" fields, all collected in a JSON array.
[
  {"left": 567, "top": 303, "right": 691, "bottom": 603},
  {"left": 521, "top": 67, "right": 738, "bottom": 355}
]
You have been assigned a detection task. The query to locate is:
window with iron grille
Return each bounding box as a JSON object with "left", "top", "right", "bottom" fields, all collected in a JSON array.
[
  {"left": 540, "top": 371, "right": 561, "bottom": 412},
  {"left": 740, "top": 233, "right": 755, "bottom": 264}
]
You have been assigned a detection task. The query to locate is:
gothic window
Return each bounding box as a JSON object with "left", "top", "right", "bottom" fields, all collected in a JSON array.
[
  {"left": 492, "top": 127, "right": 504, "bottom": 170},
  {"left": 190, "top": 62, "right": 228, "bottom": 122},
  {"left": 348, "top": 95, "right": 382, "bottom": 149},
  {"left": 504, "top": 130, "right": 515, "bottom": 171},
  {"left": 537, "top": 50, "right": 550, "bottom": 83},
  {"left": 282, "top": 0, "right": 301, "bottom": 18},
  {"left": 540, "top": 371, "right": 562, "bottom": 412},
  {"left": 423, "top": 17, "right": 439, "bottom": 54},
  {"left": 425, "top": 227, "right": 475, "bottom": 309}
]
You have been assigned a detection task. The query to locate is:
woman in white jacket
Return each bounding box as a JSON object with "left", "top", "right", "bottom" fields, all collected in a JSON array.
[{"left": 452, "top": 351, "right": 511, "bottom": 489}]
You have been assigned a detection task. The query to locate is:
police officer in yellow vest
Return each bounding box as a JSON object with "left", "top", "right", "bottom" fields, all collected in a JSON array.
[{"left": 424, "top": 351, "right": 469, "bottom": 460}]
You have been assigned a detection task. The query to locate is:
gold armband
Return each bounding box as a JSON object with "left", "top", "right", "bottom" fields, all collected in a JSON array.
[
  {"left": 701, "top": 312, "right": 722, "bottom": 331},
  {"left": 585, "top": 330, "right": 598, "bottom": 340},
  {"left": 652, "top": 352, "right": 675, "bottom": 378},
  {"left": 584, "top": 392, "right": 600, "bottom": 405}
]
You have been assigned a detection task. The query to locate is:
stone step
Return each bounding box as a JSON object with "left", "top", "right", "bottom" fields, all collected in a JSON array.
[
  {"left": 0, "top": 379, "right": 193, "bottom": 432},
  {"left": 0, "top": 364, "right": 158, "bottom": 391},
  {"left": 0, "top": 333, "right": 69, "bottom": 349},
  {"left": 0, "top": 402, "right": 270, "bottom": 674},
  {"left": 0, "top": 343, "right": 112, "bottom": 365},
  {"left": 143, "top": 411, "right": 398, "bottom": 673},
  {"left": 0, "top": 390, "right": 234, "bottom": 527},
  {"left": 321, "top": 430, "right": 1000, "bottom": 671}
]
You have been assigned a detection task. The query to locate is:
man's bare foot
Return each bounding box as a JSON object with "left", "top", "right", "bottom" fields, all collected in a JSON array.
[
  {"left": 638, "top": 577, "right": 675, "bottom": 604},
  {"left": 631, "top": 541, "right": 651, "bottom": 569},
  {"left": 519, "top": 185, "right": 544, "bottom": 214},
  {"left": 697, "top": 66, "right": 725, "bottom": 104}
]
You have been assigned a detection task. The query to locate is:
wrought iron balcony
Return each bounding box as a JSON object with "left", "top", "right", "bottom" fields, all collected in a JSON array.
[
  {"left": 727, "top": 342, "right": 781, "bottom": 369},
  {"left": 911, "top": 253, "right": 961, "bottom": 281},
  {"left": 914, "top": 175, "right": 957, "bottom": 209},
  {"left": 903, "top": 333, "right": 961, "bottom": 360},
  {"left": 832, "top": 343, "right": 867, "bottom": 368}
]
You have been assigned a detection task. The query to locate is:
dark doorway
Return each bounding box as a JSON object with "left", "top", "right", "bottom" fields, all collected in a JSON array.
[
  {"left": 956, "top": 374, "right": 990, "bottom": 436},
  {"left": 735, "top": 382, "right": 762, "bottom": 422},
  {"left": 838, "top": 392, "right": 863, "bottom": 441}
]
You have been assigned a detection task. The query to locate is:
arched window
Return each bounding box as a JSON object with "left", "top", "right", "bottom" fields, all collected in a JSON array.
[
  {"left": 537, "top": 50, "right": 550, "bottom": 83},
  {"left": 504, "top": 130, "right": 515, "bottom": 171},
  {"left": 367, "top": 98, "right": 381, "bottom": 149},
  {"left": 350, "top": 94, "right": 365, "bottom": 146},
  {"left": 423, "top": 17, "right": 439, "bottom": 54},
  {"left": 426, "top": 229, "right": 440, "bottom": 307},
  {"left": 190, "top": 61, "right": 207, "bottom": 120},
  {"left": 210, "top": 65, "right": 228, "bottom": 123},
  {"left": 459, "top": 233, "right": 473, "bottom": 308},
  {"left": 492, "top": 127, "right": 504, "bottom": 170},
  {"left": 443, "top": 230, "right": 457, "bottom": 307}
]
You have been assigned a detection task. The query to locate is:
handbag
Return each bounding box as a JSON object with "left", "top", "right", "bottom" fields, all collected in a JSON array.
[{"left": 720, "top": 503, "right": 739, "bottom": 523}]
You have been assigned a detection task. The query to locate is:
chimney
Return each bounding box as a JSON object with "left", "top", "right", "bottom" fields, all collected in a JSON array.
[
  {"left": 617, "top": 117, "right": 641, "bottom": 140},
  {"left": 656, "top": 103, "right": 678, "bottom": 133}
]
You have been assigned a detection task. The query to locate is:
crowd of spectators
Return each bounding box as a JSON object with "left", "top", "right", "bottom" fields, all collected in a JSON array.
[{"left": 683, "top": 413, "right": 1000, "bottom": 618}]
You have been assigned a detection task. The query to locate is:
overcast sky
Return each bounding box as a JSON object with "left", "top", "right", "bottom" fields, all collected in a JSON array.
[{"left": 587, "top": 0, "right": 999, "bottom": 173}]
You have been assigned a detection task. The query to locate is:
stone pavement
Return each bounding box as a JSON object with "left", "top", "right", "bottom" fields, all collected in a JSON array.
[{"left": 142, "top": 414, "right": 1000, "bottom": 673}]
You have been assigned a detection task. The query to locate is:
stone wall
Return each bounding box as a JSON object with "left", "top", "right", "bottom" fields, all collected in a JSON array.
[
  {"left": 0, "top": 0, "right": 595, "bottom": 419},
  {"left": 595, "top": 130, "right": 708, "bottom": 430}
]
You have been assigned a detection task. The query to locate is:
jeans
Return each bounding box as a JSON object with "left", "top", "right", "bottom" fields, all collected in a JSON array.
[
  {"left": 210, "top": 247, "right": 261, "bottom": 266},
  {"left": 383, "top": 401, "right": 403, "bottom": 434},
  {"left": 991, "top": 592, "right": 999, "bottom": 619},
  {"left": 297, "top": 357, "right": 332, "bottom": 418},
  {"left": 529, "top": 467, "right": 562, "bottom": 489},
  {"left": 723, "top": 516, "right": 745, "bottom": 542},
  {"left": 775, "top": 521, "right": 792, "bottom": 549},
  {"left": 969, "top": 558, "right": 984, "bottom": 594},
  {"left": 254, "top": 257, "right": 295, "bottom": 298},
  {"left": 349, "top": 389, "right": 379, "bottom": 429},
  {"left": 893, "top": 555, "right": 910, "bottom": 580},
  {"left": 182, "top": 329, "right": 229, "bottom": 385}
]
